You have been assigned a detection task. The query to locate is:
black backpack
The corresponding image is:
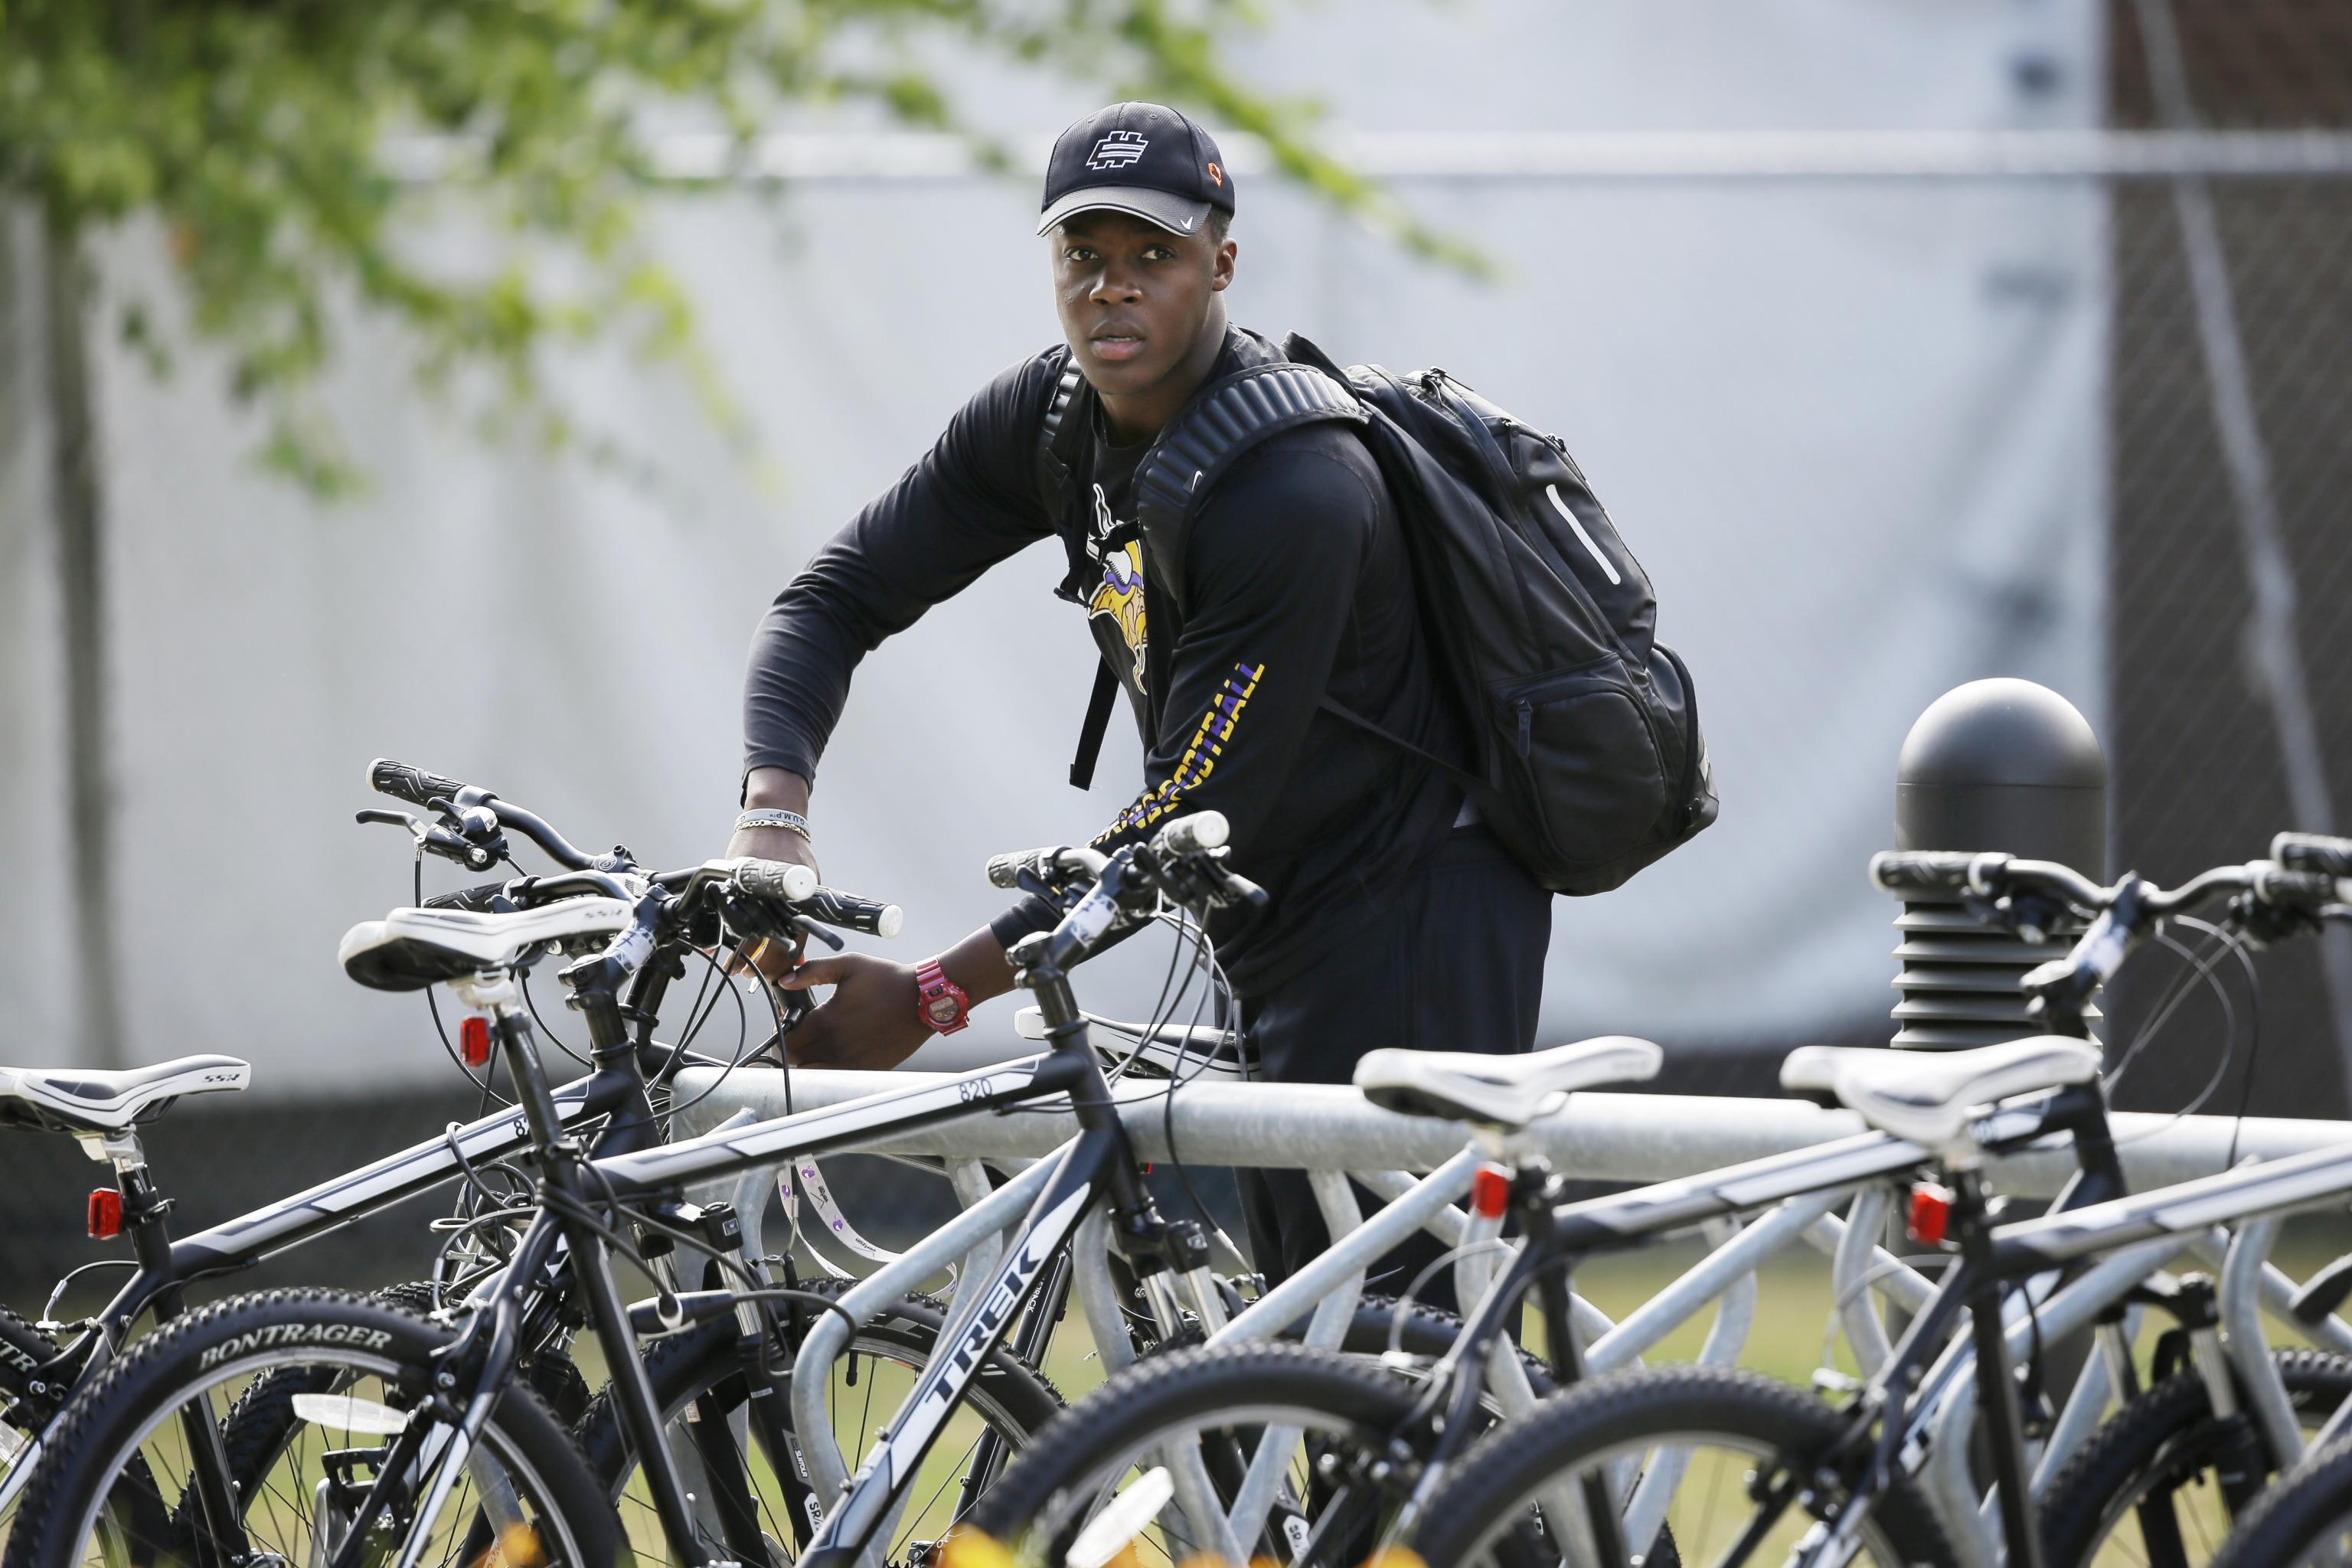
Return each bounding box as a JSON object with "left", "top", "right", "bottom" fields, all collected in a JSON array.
[{"left": 1045, "top": 333, "right": 1717, "bottom": 897}]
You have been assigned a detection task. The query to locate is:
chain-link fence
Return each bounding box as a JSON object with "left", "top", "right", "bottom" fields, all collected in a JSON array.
[{"left": 2095, "top": 0, "right": 2352, "bottom": 1116}]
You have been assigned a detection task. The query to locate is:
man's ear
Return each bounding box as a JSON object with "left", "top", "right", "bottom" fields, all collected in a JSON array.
[{"left": 1211, "top": 238, "right": 1237, "bottom": 292}]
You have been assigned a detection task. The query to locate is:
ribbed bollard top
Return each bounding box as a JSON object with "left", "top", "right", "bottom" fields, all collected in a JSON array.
[{"left": 1890, "top": 679, "right": 2109, "bottom": 1050}]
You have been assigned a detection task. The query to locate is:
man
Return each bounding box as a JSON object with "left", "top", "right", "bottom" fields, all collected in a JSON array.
[{"left": 728, "top": 101, "right": 1550, "bottom": 1294}]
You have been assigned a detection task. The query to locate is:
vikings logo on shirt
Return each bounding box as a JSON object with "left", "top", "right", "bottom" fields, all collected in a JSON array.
[{"left": 1085, "top": 483, "right": 1148, "bottom": 688}]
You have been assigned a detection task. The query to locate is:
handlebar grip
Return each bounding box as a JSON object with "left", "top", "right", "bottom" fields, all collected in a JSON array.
[
  {"left": 1154, "top": 812, "right": 1230, "bottom": 858},
  {"left": 2255, "top": 866, "right": 2340, "bottom": 910},
  {"left": 368, "top": 758, "right": 472, "bottom": 808},
  {"left": 1868, "top": 851, "right": 1979, "bottom": 894},
  {"left": 421, "top": 881, "right": 510, "bottom": 914},
  {"left": 795, "top": 886, "right": 903, "bottom": 939},
  {"left": 2274, "top": 832, "right": 2352, "bottom": 878},
  {"left": 1222, "top": 870, "right": 1269, "bottom": 910},
  {"left": 731, "top": 858, "right": 820, "bottom": 905},
  {"left": 988, "top": 848, "right": 1056, "bottom": 890}
]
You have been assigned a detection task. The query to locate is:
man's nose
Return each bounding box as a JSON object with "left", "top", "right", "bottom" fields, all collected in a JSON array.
[{"left": 1089, "top": 263, "right": 1142, "bottom": 304}]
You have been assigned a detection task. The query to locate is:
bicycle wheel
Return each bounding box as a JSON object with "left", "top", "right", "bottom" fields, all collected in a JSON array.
[
  {"left": 2040, "top": 1349, "right": 2352, "bottom": 1567},
  {"left": 965, "top": 1343, "right": 1429, "bottom": 1568},
  {"left": 1410, "top": 1364, "right": 1956, "bottom": 1568},
  {"left": 2209, "top": 1430, "right": 2352, "bottom": 1568},
  {"left": 0, "top": 1287, "right": 616, "bottom": 1568},
  {"left": 575, "top": 1283, "right": 1063, "bottom": 1566}
]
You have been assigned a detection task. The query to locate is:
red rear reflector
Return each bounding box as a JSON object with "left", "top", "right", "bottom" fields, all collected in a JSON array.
[
  {"left": 1472, "top": 1164, "right": 1512, "bottom": 1220},
  {"left": 460, "top": 1015, "right": 492, "bottom": 1068},
  {"left": 1906, "top": 1182, "right": 1954, "bottom": 1247},
  {"left": 88, "top": 1188, "right": 122, "bottom": 1240}
]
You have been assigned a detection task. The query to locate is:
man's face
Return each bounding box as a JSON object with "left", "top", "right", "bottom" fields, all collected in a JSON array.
[{"left": 1050, "top": 210, "right": 1235, "bottom": 397}]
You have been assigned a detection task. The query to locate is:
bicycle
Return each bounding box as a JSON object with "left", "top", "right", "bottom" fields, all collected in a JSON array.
[{"left": 1405, "top": 839, "right": 2352, "bottom": 1568}]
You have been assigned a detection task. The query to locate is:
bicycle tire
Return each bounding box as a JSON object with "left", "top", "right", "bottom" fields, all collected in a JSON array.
[
  {"left": 966, "top": 1342, "right": 1429, "bottom": 1563},
  {"left": 0, "top": 1300, "right": 63, "bottom": 1430},
  {"left": 2040, "top": 1348, "right": 2352, "bottom": 1567},
  {"left": 1409, "top": 1364, "right": 1956, "bottom": 1568},
  {"left": 2209, "top": 1431, "right": 2352, "bottom": 1568},
  {"left": 0, "top": 1287, "right": 616, "bottom": 1568},
  {"left": 575, "top": 1280, "right": 1064, "bottom": 1564},
  {"left": 203, "top": 1279, "right": 593, "bottom": 1522}
]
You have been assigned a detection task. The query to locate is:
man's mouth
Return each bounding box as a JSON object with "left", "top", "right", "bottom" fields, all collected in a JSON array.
[{"left": 1089, "top": 330, "right": 1146, "bottom": 363}]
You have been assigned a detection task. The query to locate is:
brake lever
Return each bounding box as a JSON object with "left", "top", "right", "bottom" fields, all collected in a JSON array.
[
  {"left": 2228, "top": 888, "right": 2326, "bottom": 949},
  {"left": 356, "top": 808, "right": 498, "bottom": 873},
  {"left": 789, "top": 913, "right": 845, "bottom": 952}
]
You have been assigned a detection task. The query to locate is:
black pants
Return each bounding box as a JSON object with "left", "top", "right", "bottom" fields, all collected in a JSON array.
[{"left": 1236, "top": 825, "right": 1550, "bottom": 1311}]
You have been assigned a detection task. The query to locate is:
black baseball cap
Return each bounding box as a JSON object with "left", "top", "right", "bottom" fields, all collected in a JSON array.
[{"left": 1037, "top": 102, "right": 1236, "bottom": 239}]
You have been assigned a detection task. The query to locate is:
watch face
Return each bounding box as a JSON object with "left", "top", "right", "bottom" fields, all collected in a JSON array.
[{"left": 925, "top": 991, "right": 961, "bottom": 1027}]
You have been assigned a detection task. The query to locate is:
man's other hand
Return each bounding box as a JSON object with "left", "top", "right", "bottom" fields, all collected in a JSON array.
[
  {"left": 779, "top": 954, "right": 930, "bottom": 1070},
  {"left": 731, "top": 768, "right": 818, "bottom": 983}
]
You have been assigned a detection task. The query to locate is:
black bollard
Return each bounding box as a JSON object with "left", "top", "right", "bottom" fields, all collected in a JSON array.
[{"left": 1890, "top": 678, "right": 2109, "bottom": 1050}]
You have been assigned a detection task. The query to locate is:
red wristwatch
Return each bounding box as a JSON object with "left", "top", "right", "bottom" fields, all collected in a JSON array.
[{"left": 913, "top": 958, "right": 971, "bottom": 1036}]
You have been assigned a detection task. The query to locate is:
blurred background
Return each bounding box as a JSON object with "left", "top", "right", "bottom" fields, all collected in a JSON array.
[{"left": 2, "top": 0, "right": 2349, "bottom": 1295}]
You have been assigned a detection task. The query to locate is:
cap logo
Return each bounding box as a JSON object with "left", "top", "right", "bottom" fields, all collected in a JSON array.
[
  {"left": 1207, "top": 161, "right": 1223, "bottom": 187},
  {"left": 1086, "top": 131, "right": 1150, "bottom": 171}
]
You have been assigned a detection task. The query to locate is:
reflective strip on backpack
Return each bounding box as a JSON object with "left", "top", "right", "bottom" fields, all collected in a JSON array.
[{"left": 1545, "top": 483, "right": 1622, "bottom": 586}]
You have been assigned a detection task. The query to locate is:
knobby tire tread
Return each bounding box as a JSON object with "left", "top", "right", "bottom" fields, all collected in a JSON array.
[
  {"left": 1407, "top": 1364, "right": 1956, "bottom": 1568},
  {"left": 2037, "top": 1348, "right": 2352, "bottom": 1568},
  {"left": 966, "top": 1341, "right": 1425, "bottom": 1546}
]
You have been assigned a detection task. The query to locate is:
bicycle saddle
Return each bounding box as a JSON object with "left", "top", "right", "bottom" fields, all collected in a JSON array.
[
  {"left": 1779, "top": 1037, "right": 2102, "bottom": 1151},
  {"left": 0, "top": 1054, "right": 250, "bottom": 1135},
  {"left": 1354, "top": 1036, "right": 1664, "bottom": 1130},
  {"left": 338, "top": 899, "right": 635, "bottom": 992}
]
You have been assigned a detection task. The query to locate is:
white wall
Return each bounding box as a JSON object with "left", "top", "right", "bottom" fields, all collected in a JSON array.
[{"left": 0, "top": 1, "right": 2107, "bottom": 1090}]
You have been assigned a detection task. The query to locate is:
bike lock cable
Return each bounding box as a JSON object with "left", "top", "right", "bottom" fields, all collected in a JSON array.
[
  {"left": 2112, "top": 923, "right": 2254, "bottom": 1149},
  {"left": 2213, "top": 911, "right": 2269, "bottom": 1170},
  {"left": 2102, "top": 921, "right": 2238, "bottom": 1096}
]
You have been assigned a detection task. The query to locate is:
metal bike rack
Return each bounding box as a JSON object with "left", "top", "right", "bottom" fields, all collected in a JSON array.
[{"left": 671, "top": 1063, "right": 2352, "bottom": 1555}]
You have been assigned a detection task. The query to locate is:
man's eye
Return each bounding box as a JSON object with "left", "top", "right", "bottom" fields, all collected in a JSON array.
[{"left": 1065, "top": 247, "right": 1096, "bottom": 263}]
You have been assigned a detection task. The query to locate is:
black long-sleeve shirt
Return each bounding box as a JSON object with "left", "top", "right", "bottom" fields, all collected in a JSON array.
[{"left": 743, "top": 327, "right": 1464, "bottom": 994}]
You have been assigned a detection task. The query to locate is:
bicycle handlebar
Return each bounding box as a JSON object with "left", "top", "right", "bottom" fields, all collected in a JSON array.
[
  {"left": 2274, "top": 831, "right": 2352, "bottom": 878},
  {"left": 367, "top": 756, "right": 608, "bottom": 871},
  {"left": 1870, "top": 849, "right": 2341, "bottom": 919}
]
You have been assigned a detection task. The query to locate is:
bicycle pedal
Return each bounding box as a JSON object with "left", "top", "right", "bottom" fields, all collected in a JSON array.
[{"left": 1811, "top": 1368, "right": 1863, "bottom": 1395}]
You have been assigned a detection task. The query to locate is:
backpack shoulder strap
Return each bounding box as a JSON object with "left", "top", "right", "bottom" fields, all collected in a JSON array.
[
  {"left": 1069, "top": 663, "right": 1122, "bottom": 791},
  {"left": 1034, "top": 355, "right": 1088, "bottom": 521},
  {"left": 1132, "top": 361, "right": 1366, "bottom": 610}
]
